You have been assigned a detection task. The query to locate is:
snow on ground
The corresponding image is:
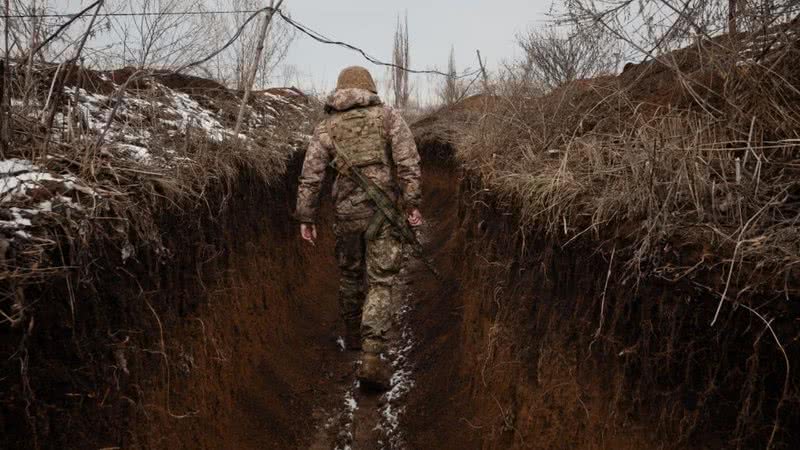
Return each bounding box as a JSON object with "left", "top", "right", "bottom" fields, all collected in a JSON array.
[
  {"left": 320, "top": 249, "right": 420, "bottom": 449},
  {"left": 332, "top": 381, "right": 360, "bottom": 450},
  {"left": 35, "top": 78, "right": 309, "bottom": 169},
  {"left": 2, "top": 70, "right": 311, "bottom": 246},
  {"left": 378, "top": 300, "right": 416, "bottom": 449},
  {"left": 1, "top": 158, "right": 93, "bottom": 241}
]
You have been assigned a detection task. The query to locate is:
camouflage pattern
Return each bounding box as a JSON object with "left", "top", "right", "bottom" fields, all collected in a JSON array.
[
  {"left": 296, "top": 88, "right": 421, "bottom": 223},
  {"left": 328, "top": 105, "right": 387, "bottom": 169},
  {"left": 296, "top": 86, "right": 421, "bottom": 354},
  {"left": 334, "top": 219, "right": 403, "bottom": 354},
  {"left": 336, "top": 66, "right": 378, "bottom": 93}
]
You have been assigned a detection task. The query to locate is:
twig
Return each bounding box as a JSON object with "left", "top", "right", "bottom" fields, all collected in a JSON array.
[
  {"left": 174, "top": 7, "right": 272, "bottom": 73},
  {"left": 2, "top": 0, "right": 10, "bottom": 158},
  {"left": 94, "top": 69, "right": 145, "bottom": 150},
  {"left": 476, "top": 49, "right": 491, "bottom": 93},
  {"left": 28, "top": 0, "right": 103, "bottom": 60},
  {"left": 738, "top": 304, "right": 790, "bottom": 450},
  {"left": 42, "top": 1, "right": 104, "bottom": 155},
  {"left": 144, "top": 297, "right": 196, "bottom": 420},
  {"left": 22, "top": 0, "right": 38, "bottom": 110},
  {"left": 0, "top": 59, "right": 6, "bottom": 160},
  {"left": 41, "top": 62, "right": 62, "bottom": 117},
  {"left": 593, "top": 244, "right": 615, "bottom": 339},
  {"left": 710, "top": 187, "right": 789, "bottom": 326}
]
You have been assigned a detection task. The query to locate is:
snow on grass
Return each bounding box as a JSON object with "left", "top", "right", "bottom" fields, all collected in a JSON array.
[
  {"left": 1, "top": 159, "right": 36, "bottom": 175},
  {"left": 1, "top": 158, "right": 92, "bottom": 240},
  {"left": 115, "top": 144, "right": 152, "bottom": 162},
  {"left": 50, "top": 81, "right": 304, "bottom": 165},
  {"left": 170, "top": 91, "right": 228, "bottom": 142},
  {"left": 0, "top": 208, "right": 32, "bottom": 228},
  {"left": 1, "top": 167, "right": 62, "bottom": 200}
]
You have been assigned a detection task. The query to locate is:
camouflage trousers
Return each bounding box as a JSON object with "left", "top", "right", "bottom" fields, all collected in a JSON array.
[{"left": 334, "top": 216, "right": 403, "bottom": 354}]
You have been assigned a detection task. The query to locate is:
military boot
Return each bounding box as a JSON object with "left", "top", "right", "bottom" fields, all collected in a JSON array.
[{"left": 357, "top": 352, "right": 392, "bottom": 391}]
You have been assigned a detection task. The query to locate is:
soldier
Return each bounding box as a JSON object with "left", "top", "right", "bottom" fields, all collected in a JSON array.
[{"left": 295, "top": 66, "right": 423, "bottom": 391}]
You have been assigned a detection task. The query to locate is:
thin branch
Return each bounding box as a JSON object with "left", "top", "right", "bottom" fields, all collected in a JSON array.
[{"left": 233, "top": 0, "right": 284, "bottom": 137}]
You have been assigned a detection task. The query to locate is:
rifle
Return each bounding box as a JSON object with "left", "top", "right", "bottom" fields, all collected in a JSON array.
[{"left": 330, "top": 140, "right": 442, "bottom": 281}]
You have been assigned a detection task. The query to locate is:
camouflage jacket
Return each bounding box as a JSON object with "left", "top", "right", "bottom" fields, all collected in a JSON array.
[{"left": 295, "top": 88, "right": 422, "bottom": 223}]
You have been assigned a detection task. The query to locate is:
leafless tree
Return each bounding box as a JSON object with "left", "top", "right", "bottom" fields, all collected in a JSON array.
[
  {"left": 516, "top": 24, "right": 620, "bottom": 90},
  {"left": 562, "top": 0, "right": 800, "bottom": 59},
  {"left": 391, "top": 12, "right": 410, "bottom": 108},
  {"left": 100, "top": 0, "right": 214, "bottom": 69},
  {"left": 1, "top": 0, "right": 85, "bottom": 62},
  {"left": 207, "top": 0, "right": 296, "bottom": 89},
  {"left": 438, "top": 46, "right": 463, "bottom": 105}
]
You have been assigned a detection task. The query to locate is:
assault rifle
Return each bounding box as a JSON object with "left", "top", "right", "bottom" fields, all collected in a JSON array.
[{"left": 330, "top": 140, "right": 442, "bottom": 281}]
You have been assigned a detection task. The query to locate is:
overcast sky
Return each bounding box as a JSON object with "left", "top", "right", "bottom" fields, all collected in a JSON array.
[
  {"left": 281, "top": 0, "right": 554, "bottom": 100},
  {"left": 52, "top": 0, "right": 556, "bottom": 102}
]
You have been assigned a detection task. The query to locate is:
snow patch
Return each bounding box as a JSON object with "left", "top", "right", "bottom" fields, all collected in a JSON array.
[
  {"left": 378, "top": 299, "right": 416, "bottom": 448},
  {"left": 334, "top": 382, "right": 360, "bottom": 450},
  {"left": 0, "top": 158, "right": 36, "bottom": 174},
  {"left": 1, "top": 159, "right": 92, "bottom": 239},
  {"left": 116, "top": 144, "right": 152, "bottom": 162},
  {"left": 336, "top": 336, "right": 346, "bottom": 352}
]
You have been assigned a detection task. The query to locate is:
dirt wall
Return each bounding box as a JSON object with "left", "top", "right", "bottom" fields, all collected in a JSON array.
[
  {"left": 405, "top": 142, "right": 798, "bottom": 450},
  {"left": 0, "top": 158, "right": 344, "bottom": 450}
]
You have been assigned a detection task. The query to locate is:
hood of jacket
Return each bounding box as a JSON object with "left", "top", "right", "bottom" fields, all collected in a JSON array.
[{"left": 325, "top": 88, "right": 383, "bottom": 113}]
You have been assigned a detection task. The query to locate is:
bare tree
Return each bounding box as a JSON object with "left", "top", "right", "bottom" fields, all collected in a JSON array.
[
  {"left": 516, "top": 24, "right": 620, "bottom": 90},
  {"left": 562, "top": 0, "right": 800, "bottom": 59},
  {"left": 101, "top": 0, "right": 215, "bottom": 69},
  {"left": 391, "top": 12, "right": 410, "bottom": 108},
  {"left": 438, "top": 46, "right": 462, "bottom": 105},
  {"left": 208, "top": 0, "right": 296, "bottom": 89}
]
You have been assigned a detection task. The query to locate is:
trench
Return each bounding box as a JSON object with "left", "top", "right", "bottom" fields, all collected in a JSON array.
[
  {"left": 126, "top": 151, "right": 465, "bottom": 449},
  {"left": 3, "top": 133, "right": 796, "bottom": 450}
]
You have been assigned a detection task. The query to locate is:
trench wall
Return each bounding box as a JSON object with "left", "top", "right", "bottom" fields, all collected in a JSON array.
[
  {"left": 0, "top": 158, "right": 343, "bottom": 450},
  {"left": 406, "top": 143, "right": 799, "bottom": 450}
]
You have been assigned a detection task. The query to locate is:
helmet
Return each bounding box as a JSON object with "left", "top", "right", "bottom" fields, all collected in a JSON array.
[{"left": 336, "top": 66, "right": 378, "bottom": 93}]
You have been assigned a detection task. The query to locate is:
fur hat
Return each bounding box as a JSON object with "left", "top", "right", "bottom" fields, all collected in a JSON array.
[{"left": 336, "top": 66, "right": 378, "bottom": 93}]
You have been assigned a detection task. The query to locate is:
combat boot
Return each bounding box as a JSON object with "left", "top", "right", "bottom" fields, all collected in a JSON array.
[{"left": 357, "top": 352, "right": 392, "bottom": 391}]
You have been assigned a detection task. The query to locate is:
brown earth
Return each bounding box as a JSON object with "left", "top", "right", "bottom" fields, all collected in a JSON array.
[
  {"left": 4, "top": 131, "right": 797, "bottom": 450},
  {"left": 3, "top": 136, "right": 797, "bottom": 450}
]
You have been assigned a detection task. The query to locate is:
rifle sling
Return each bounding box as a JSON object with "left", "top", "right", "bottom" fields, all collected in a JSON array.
[{"left": 330, "top": 140, "right": 415, "bottom": 247}]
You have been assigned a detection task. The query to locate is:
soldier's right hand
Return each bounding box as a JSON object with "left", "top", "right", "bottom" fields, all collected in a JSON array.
[
  {"left": 407, "top": 208, "right": 423, "bottom": 227},
  {"left": 300, "top": 223, "right": 317, "bottom": 246}
]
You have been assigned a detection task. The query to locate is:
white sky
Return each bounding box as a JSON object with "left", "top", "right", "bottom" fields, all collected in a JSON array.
[
  {"left": 47, "top": 0, "right": 556, "bottom": 102},
  {"left": 281, "top": 0, "right": 554, "bottom": 101}
]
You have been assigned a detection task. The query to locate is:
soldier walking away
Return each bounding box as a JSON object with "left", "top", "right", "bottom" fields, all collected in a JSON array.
[{"left": 295, "top": 66, "right": 423, "bottom": 391}]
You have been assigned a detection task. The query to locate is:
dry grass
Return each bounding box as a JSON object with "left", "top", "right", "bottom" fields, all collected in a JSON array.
[
  {"left": 409, "top": 25, "right": 800, "bottom": 448},
  {"left": 1, "top": 63, "right": 316, "bottom": 327},
  {"left": 455, "top": 35, "right": 800, "bottom": 306}
]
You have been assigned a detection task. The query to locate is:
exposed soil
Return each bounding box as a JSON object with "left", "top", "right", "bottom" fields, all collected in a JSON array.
[{"left": 3, "top": 120, "right": 797, "bottom": 449}]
